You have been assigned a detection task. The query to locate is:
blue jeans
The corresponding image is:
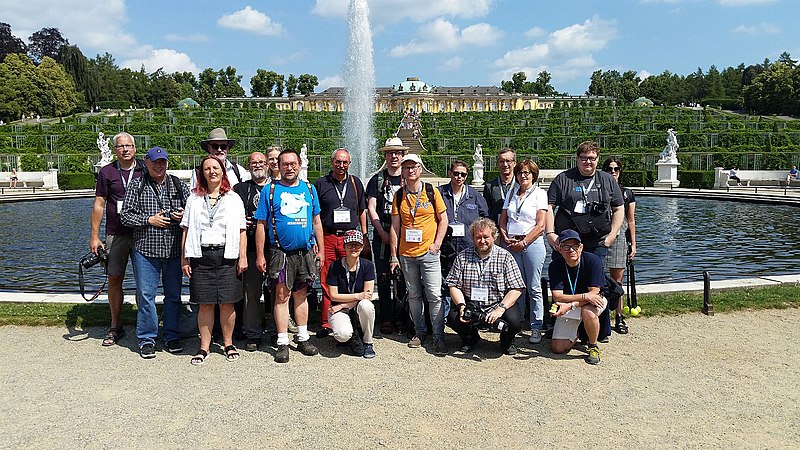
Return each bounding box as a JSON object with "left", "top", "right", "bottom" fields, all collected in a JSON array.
[
  {"left": 511, "top": 237, "right": 546, "bottom": 331},
  {"left": 132, "top": 251, "right": 183, "bottom": 347},
  {"left": 400, "top": 251, "right": 444, "bottom": 340}
]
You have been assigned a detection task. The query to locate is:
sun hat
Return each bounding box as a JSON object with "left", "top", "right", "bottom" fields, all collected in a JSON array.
[
  {"left": 343, "top": 229, "right": 364, "bottom": 246},
  {"left": 200, "top": 128, "right": 237, "bottom": 152},
  {"left": 378, "top": 136, "right": 409, "bottom": 152},
  {"left": 145, "top": 146, "right": 169, "bottom": 161}
]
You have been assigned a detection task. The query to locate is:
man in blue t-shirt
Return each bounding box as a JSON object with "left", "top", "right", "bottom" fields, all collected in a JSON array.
[
  {"left": 548, "top": 229, "right": 607, "bottom": 365},
  {"left": 255, "top": 150, "right": 325, "bottom": 363}
]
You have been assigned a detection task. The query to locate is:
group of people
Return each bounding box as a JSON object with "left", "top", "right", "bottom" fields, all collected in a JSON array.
[{"left": 90, "top": 127, "right": 637, "bottom": 366}]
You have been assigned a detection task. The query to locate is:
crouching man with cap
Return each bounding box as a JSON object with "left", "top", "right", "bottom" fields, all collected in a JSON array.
[
  {"left": 446, "top": 218, "right": 525, "bottom": 355},
  {"left": 121, "top": 147, "right": 190, "bottom": 359},
  {"left": 548, "top": 229, "right": 606, "bottom": 365},
  {"left": 324, "top": 230, "right": 377, "bottom": 359}
]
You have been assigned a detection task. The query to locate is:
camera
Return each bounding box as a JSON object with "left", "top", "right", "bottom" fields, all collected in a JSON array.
[
  {"left": 80, "top": 246, "right": 109, "bottom": 269},
  {"left": 162, "top": 207, "right": 183, "bottom": 224},
  {"left": 461, "top": 303, "right": 509, "bottom": 332},
  {"left": 588, "top": 201, "right": 607, "bottom": 215}
]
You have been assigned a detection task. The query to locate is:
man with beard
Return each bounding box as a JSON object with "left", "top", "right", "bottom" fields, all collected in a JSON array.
[{"left": 192, "top": 128, "right": 250, "bottom": 187}]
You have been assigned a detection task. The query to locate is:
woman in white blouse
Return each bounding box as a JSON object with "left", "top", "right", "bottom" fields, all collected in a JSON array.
[
  {"left": 499, "top": 160, "right": 548, "bottom": 344},
  {"left": 181, "top": 156, "right": 247, "bottom": 365}
]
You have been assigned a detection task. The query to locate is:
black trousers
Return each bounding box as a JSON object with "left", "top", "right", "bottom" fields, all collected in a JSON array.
[{"left": 447, "top": 300, "right": 522, "bottom": 351}]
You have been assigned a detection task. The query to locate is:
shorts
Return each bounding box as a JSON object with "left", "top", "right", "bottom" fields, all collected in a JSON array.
[
  {"left": 552, "top": 296, "right": 608, "bottom": 342},
  {"left": 105, "top": 234, "right": 134, "bottom": 276},
  {"left": 268, "top": 248, "right": 318, "bottom": 292}
]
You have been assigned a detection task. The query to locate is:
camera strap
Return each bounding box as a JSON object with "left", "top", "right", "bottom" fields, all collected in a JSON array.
[{"left": 78, "top": 256, "right": 108, "bottom": 302}]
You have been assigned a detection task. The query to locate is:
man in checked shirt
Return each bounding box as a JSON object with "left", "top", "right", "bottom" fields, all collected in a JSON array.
[{"left": 445, "top": 217, "right": 525, "bottom": 355}]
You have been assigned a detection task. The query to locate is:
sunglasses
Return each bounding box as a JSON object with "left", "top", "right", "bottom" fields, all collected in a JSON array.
[
  {"left": 451, "top": 171, "right": 467, "bottom": 178},
  {"left": 210, "top": 143, "right": 228, "bottom": 150},
  {"left": 605, "top": 167, "right": 621, "bottom": 173}
]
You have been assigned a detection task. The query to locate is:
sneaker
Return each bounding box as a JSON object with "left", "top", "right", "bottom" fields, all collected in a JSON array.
[
  {"left": 140, "top": 343, "right": 156, "bottom": 359},
  {"left": 275, "top": 344, "right": 289, "bottom": 363},
  {"left": 407, "top": 335, "right": 423, "bottom": 348},
  {"left": 245, "top": 338, "right": 261, "bottom": 352},
  {"left": 288, "top": 317, "right": 299, "bottom": 333},
  {"left": 297, "top": 340, "right": 319, "bottom": 356},
  {"left": 316, "top": 327, "right": 331, "bottom": 338},
  {"left": 363, "top": 343, "right": 376, "bottom": 359},
  {"left": 433, "top": 338, "right": 447, "bottom": 355},
  {"left": 504, "top": 344, "right": 518, "bottom": 356},
  {"left": 164, "top": 339, "right": 183, "bottom": 354},
  {"left": 586, "top": 346, "right": 601, "bottom": 365},
  {"left": 598, "top": 335, "right": 610, "bottom": 344},
  {"left": 528, "top": 329, "right": 542, "bottom": 344},
  {"left": 348, "top": 333, "right": 365, "bottom": 356}
]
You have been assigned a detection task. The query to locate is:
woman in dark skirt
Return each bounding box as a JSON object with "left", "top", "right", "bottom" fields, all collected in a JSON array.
[{"left": 181, "top": 156, "right": 247, "bottom": 365}]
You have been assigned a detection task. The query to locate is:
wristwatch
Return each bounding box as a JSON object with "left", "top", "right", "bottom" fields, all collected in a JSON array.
[{"left": 496, "top": 304, "right": 507, "bottom": 311}]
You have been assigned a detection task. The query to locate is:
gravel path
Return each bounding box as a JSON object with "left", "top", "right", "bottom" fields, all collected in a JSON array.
[{"left": 1, "top": 308, "right": 798, "bottom": 449}]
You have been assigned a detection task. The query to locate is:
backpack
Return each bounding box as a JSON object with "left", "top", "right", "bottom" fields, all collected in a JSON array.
[{"left": 393, "top": 182, "right": 441, "bottom": 222}]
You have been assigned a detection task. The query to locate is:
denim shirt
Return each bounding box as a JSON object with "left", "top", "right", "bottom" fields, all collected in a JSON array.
[{"left": 438, "top": 183, "right": 488, "bottom": 252}]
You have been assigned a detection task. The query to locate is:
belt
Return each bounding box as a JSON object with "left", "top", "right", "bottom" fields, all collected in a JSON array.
[
  {"left": 201, "top": 244, "right": 225, "bottom": 250},
  {"left": 323, "top": 228, "right": 349, "bottom": 236}
]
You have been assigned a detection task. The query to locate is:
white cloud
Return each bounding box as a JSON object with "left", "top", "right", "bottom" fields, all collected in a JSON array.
[
  {"left": 317, "top": 75, "right": 343, "bottom": 91},
  {"left": 122, "top": 48, "right": 200, "bottom": 74},
  {"left": 312, "top": 0, "right": 492, "bottom": 24},
  {"left": 524, "top": 27, "right": 545, "bottom": 38},
  {"left": 549, "top": 16, "right": 618, "bottom": 54},
  {"left": 164, "top": 33, "right": 210, "bottom": 43},
  {"left": 637, "top": 70, "right": 653, "bottom": 81},
  {"left": 389, "top": 19, "right": 502, "bottom": 57},
  {"left": 718, "top": 0, "right": 777, "bottom": 5},
  {"left": 732, "top": 22, "right": 782, "bottom": 35},
  {"left": 217, "top": 6, "right": 284, "bottom": 36},
  {"left": 441, "top": 56, "right": 464, "bottom": 71}
]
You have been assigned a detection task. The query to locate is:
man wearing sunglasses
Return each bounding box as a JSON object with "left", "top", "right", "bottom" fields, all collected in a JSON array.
[
  {"left": 438, "top": 160, "right": 488, "bottom": 303},
  {"left": 193, "top": 127, "right": 250, "bottom": 188}
]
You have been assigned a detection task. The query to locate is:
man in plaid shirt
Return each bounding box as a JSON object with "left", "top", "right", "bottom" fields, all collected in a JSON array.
[
  {"left": 445, "top": 217, "right": 525, "bottom": 355},
  {"left": 121, "top": 147, "right": 190, "bottom": 359}
]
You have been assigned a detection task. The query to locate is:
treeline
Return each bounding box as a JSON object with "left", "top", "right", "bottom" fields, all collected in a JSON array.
[{"left": 0, "top": 23, "right": 319, "bottom": 121}]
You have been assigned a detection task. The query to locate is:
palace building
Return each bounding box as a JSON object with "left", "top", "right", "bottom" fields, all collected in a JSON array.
[{"left": 216, "top": 77, "right": 616, "bottom": 112}]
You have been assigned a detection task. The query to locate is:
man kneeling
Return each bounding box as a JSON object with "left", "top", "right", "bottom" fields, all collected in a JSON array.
[
  {"left": 549, "top": 230, "right": 606, "bottom": 365},
  {"left": 325, "top": 230, "right": 377, "bottom": 358},
  {"left": 446, "top": 218, "right": 525, "bottom": 355}
]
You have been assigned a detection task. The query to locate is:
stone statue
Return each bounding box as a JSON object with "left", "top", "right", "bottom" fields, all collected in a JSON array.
[
  {"left": 97, "top": 132, "right": 113, "bottom": 168},
  {"left": 300, "top": 143, "right": 309, "bottom": 181},
  {"left": 659, "top": 128, "right": 678, "bottom": 163},
  {"left": 472, "top": 143, "right": 485, "bottom": 186}
]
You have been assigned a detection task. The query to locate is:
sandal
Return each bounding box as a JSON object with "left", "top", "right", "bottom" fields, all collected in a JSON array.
[
  {"left": 102, "top": 326, "right": 125, "bottom": 346},
  {"left": 615, "top": 317, "right": 629, "bottom": 335},
  {"left": 191, "top": 349, "right": 208, "bottom": 366},
  {"left": 224, "top": 345, "right": 240, "bottom": 362}
]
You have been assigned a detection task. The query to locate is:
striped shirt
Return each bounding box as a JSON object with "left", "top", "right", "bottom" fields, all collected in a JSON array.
[
  {"left": 120, "top": 175, "right": 190, "bottom": 258},
  {"left": 445, "top": 244, "right": 525, "bottom": 310}
]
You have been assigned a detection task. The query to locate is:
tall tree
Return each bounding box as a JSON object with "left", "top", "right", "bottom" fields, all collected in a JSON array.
[
  {"left": 57, "top": 44, "right": 99, "bottom": 109},
  {"left": 28, "top": 27, "right": 69, "bottom": 63},
  {"left": 173, "top": 71, "right": 197, "bottom": 100},
  {"left": 0, "top": 53, "right": 42, "bottom": 120},
  {"left": 286, "top": 74, "right": 298, "bottom": 97},
  {"left": 777, "top": 51, "right": 797, "bottom": 68},
  {"left": 533, "top": 70, "right": 556, "bottom": 96},
  {"left": 0, "top": 22, "right": 27, "bottom": 60},
  {"left": 250, "top": 69, "right": 283, "bottom": 97},
  {"left": 35, "top": 56, "right": 80, "bottom": 116},
  {"left": 296, "top": 73, "right": 318, "bottom": 95}
]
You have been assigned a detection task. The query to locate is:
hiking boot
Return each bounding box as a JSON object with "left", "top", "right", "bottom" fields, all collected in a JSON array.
[
  {"left": 586, "top": 346, "right": 601, "bottom": 365},
  {"left": 297, "top": 340, "right": 319, "bottom": 356},
  {"left": 407, "top": 335, "right": 423, "bottom": 348},
  {"left": 528, "top": 329, "right": 542, "bottom": 344},
  {"left": 433, "top": 338, "right": 447, "bottom": 356},
  {"left": 164, "top": 339, "right": 183, "bottom": 354},
  {"left": 363, "top": 343, "right": 376, "bottom": 359},
  {"left": 504, "top": 344, "right": 518, "bottom": 356},
  {"left": 274, "top": 344, "right": 289, "bottom": 363},
  {"left": 140, "top": 343, "right": 156, "bottom": 359}
]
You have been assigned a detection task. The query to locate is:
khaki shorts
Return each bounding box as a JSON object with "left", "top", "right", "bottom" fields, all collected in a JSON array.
[
  {"left": 105, "top": 234, "right": 134, "bottom": 277},
  {"left": 552, "top": 296, "right": 608, "bottom": 342}
]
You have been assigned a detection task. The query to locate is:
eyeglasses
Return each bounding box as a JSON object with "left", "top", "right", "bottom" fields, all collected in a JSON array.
[
  {"left": 281, "top": 162, "right": 299, "bottom": 168},
  {"left": 114, "top": 144, "right": 134, "bottom": 149},
  {"left": 451, "top": 171, "right": 467, "bottom": 178},
  {"left": 386, "top": 151, "right": 405, "bottom": 157},
  {"left": 498, "top": 159, "right": 515, "bottom": 166},
  {"left": 250, "top": 161, "right": 267, "bottom": 167},
  {"left": 518, "top": 171, "right": 532, "bottom": 177},
  {"left": 605, "top": 167, "right": 621, "bottom": 173},
  {"left": 402, "top": 165, "right": 420, "bottom": 172},
  {"left": 333, "top": 160, "right": 350, "bottom": 166},
  {"left": 560, "top": 244, "right": 581, "bottom": 251},
  {"left": 210, "top": 143, "right": 228, "bottom": 150},
  {"left": 578, "top": 156, "right": 598, "bottom": 163}
]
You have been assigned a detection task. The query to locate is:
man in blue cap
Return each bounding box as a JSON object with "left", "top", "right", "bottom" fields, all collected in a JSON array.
[{"left": 121, "top": 147, "right": 190, "bottom": 359}]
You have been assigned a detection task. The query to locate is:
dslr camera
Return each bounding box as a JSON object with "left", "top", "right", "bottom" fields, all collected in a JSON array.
[
  {"left": 81, "top": 246, "right": 109, "bottom": 269},
  {"left": 461, "top": 302, "right": 510, "bottom": 332}
]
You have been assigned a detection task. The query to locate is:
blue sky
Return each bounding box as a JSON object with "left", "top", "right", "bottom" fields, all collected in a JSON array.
[{"left": 2, "top": 0, "right": 798, "bottom": 95}]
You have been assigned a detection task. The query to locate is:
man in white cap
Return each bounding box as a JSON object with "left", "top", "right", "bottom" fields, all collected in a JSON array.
[
  {"left": 192, "top": 127, "right": 250, "bottom": 188},
  {"left": 389, "top": 153, "right": 449, "bottom": 355}
]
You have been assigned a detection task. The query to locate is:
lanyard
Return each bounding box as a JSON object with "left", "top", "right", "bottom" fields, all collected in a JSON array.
[
  {"left": 565, "top": 261, "right": 581, "bottom": 295},
  {"left": 512, "top": 187, "right": 534, "bottom": 221},
  {"left": 147, "top": 176, "right": 169, "bottom": 211},
  {"left": 499, "top": 179, "right": 515, "bottom": 201},
  {"left": 452, "top": 187, "right": 465, "bottom": 222},
  {"left": 406, "top": 187, "right": 423, "bottom": 221},
  {"left": 333, "top": 176, "right": 348, "bottom": 208},
  {"left": 204, "top": 194, "right": 221, "bottom": 227},
  {"left": 343, "top": 258, "right": 361, "bottom": 294},
  {"left": 118, "top": 163, "right": 134, "bottom": 190},
  {"left": 580, "top": 176, "right": 596, "bottom": 204},
  {"left": 476, "top": 247, "right": 493, "bottom": 282}
]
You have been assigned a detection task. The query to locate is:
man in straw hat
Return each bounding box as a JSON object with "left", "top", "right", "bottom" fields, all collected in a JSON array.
[
  {"left": 365, "top": 136, "right": 408, "bottom": 336},
  {"left": 192, "top": 127, "right": 250, "bottom": 188}
]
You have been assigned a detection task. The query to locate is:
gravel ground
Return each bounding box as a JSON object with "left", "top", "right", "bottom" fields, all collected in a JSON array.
[{"left": 1, "top": 308, "right": 798, "bottom": 449}]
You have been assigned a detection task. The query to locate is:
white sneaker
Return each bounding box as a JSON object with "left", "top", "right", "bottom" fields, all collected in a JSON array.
[{"left": 528, "top": 329, "right": 542, "bottom": 344}]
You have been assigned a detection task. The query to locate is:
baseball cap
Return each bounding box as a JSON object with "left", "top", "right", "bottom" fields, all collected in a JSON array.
[
  {"left": 343, "top": 229, "right": 364, "bottom": 246},
  {"left": 400, "top": 154, "right": 422, "bottom": 166},
  {"left": 145, "top": 147, "right": 169, "bottom": 161},
  {"left": 558, "top": 229, "right": 582, "bottom": 244}
]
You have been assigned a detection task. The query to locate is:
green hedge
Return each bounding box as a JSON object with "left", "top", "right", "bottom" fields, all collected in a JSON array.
[
  {"left": 58, "top": 172, "right": 96, "bottom": 190},
  {"left": 678, "top": 170, "right": 716, "bottom": 189}
]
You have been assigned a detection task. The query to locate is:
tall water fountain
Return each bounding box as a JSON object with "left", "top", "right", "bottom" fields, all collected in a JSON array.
[{"left": 343, "top": 0, "right": 376, "bottom": 181}]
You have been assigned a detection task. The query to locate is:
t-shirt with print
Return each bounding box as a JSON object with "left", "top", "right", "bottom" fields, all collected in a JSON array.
[
  {"left": 254, "top": 181, "right": 320, "bottom": 252},
  {"left": 365, "top": 170, "right": 403, "bottom": 230},
  {"left": 325, "top": 257, "right": 376, "bottom": 298},
  {"left": 391, "top": 184, "right": 447, "bottom": 258}
]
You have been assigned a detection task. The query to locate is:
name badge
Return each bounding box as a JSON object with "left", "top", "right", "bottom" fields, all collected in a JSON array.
[
  {"left": 333, "top": 207, "right": 351, "bottom": 223},
  {"left": 507, "top": 222, "right": 527, "bottom": 236},
  {"left": 116, "top": 200, "right": 124, "bottom": 212},
  {"left": 450, "top": 222, "right": 465, "bottom": 237},
  {"left": 564, "top": 306, "right": 582, "bottom": 320},
  {"left": 471, "top": 287, "right": 489, "bottom": 303},
  {"left": 405, "top": 228, "right": 423, "bottom": 243},
  {"left": 574, "top": 200, "right": 586, "bottom": 214}
]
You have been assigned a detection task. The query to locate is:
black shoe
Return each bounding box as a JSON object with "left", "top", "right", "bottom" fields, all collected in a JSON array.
[
  {"left": 348, "top": 333, "right": 365, "bottom": 356},
  {"left": 598, "top": 335, "right": 610, "bottom": 344},
  {"left": 316, "top": 328, "right": 331, "bottom": 338},
  {"left": 140, "top": 343, "right": 156, "bottom": 359},
  {"left": 297, "top": 340, "right": 319, "bottom": 356},
  {"left": 245, "top": 338, "right": 261, "bottom": 352},
  {"left": 504, "top": 344, "right": 518, "bottom": 356},
  {"left": 164, "top": 339, "right": 183, "bottom": 354},
  {"left": 275, "top": 344, "right": 289, "bottom": 363}
]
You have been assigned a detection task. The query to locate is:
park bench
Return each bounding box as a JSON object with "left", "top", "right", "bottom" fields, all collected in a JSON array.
[
  {"left": 713, "top": 168, "right": 796, "bottom": 188},
  {"left": 0, "top": 170, "right": 59, "bottom": 190}
]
